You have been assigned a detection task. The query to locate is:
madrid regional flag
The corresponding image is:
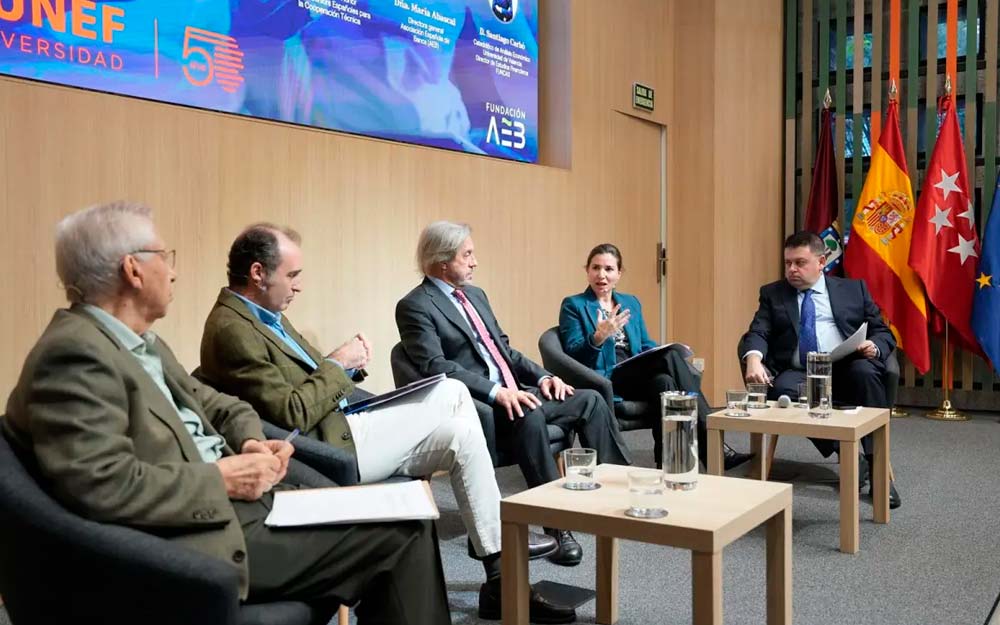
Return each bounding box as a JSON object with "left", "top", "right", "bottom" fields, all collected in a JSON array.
[
  {"left": 843, "top": 99, "right": 930, "bottom": 373},
  {"left": 909, "top": 95, "right": 983, "bottom": 356}
]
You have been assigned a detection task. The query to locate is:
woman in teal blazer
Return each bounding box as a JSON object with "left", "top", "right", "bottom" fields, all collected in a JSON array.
[{"left": 558, "top": 244, "right": 750, "bottom": 470}]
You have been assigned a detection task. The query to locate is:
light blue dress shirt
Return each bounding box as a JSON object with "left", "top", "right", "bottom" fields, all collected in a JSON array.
[
  {"left": 228, "top": 290, "right": 319, "bottom": 369},
  {"left": 799, "top": 274, "right": 845, "bottom": 354},
  {"left": 82, "top": 305, "right": 225, "bottom": 463},
  {"left": 428, "top": 276, "right": 548, "bottom": 402},
  {"left": 228, "top": 290, "right": 351, "bottom": 410}
]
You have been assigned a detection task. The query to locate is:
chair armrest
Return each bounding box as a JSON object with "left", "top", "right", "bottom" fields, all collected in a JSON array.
[
  {"left": 261, "top": 421, "right": 360, "bottom": 486},
  {"left": 538, "top": 332, "right": 616, "bottom": 411},
  {"left": 0, "top": 506, "right": 243, "bottom": 625}
]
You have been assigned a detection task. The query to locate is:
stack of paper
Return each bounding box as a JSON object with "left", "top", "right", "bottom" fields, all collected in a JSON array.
[{"left": 265, "top": 480, "right": 439, "bottom": 527}]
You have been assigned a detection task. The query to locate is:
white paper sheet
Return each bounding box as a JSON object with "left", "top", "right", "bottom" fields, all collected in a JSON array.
[
  {"left": 264, "top": 480, "right": 439, "bottom": 528},
  {"left": 829, "top": 322, "right": 868, "bottom": 362}
]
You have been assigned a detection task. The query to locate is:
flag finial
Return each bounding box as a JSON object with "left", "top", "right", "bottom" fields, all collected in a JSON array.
[
  {"left": 889, "top": 80, "right": 898, "bottom": 101},
  {"left": 823, "top": 88, "right": 832, "bottom": 109}
]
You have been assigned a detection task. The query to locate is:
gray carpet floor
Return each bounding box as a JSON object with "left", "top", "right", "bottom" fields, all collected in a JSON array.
[
  {"left": 1, "top": 411, "right": 997, "bottom": 625},
  {"left": 422, "top": 411, "right": 1000, "bottom": 625}
]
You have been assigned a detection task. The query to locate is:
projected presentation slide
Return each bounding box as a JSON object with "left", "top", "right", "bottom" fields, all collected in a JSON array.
[{"left": 0, "top": 0, "right": 539, "bottom": 162}]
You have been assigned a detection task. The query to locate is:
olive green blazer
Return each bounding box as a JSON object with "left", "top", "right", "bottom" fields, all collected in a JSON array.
[
  {"left": 198, "top": 289, "right": 357, "bottom": 453},
  {"left": 3, "top": 306, "right": 263, "bottom": 599}
]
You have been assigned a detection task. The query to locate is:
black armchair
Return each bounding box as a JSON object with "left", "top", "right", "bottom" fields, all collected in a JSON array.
[
  {"left": 537, "top": 327, "right": 661, "bottom": 463},
  {"left": 257, "top": 387, "right": 374, "bottom": 487},
  {"left": 389, "top": 342, "right": 571, "bottom": 468},
  {"left": 0, "top": 422, "right": 336, "bottom": 625}
]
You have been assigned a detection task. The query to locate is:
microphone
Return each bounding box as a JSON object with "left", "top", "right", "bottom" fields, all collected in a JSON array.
[{"left": 776, "top": 394, "right": 792, "bottom": 408}]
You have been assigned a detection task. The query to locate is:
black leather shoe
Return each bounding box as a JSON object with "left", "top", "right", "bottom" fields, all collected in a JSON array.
[
  {"left": 478, "top": 577, "right": 576, "bottom": 623},
  {"left": 468, "top": 532, "right": 558, "bottom": 561},
  {"left": 858, "top": 454, "right": 869, "bottom": 492},
  {"left": 723, "top": 444, "right": 753, "bottom": 471},
  {"left": 544, "top": 528, "right": 583, "bottom": 567},
  {"left": 865, "top": 462, "right": 902, "bottom": 509},
  {"left": 528, "top": 531, "right": 559, "bottom": 559},
  {"left": 888, "top": 481, "right": 902, "bottom": 509}
]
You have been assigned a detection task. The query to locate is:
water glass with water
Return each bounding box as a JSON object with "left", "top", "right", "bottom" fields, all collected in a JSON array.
[
  {"left": 725, "top": 389, "right": 750, "bottom": 417},
  {"left": 796, "top": 381, "right": 809, "bottom": 408},
  {"left": 746, "top": 382, "right": 769, "bottom": 409},
  {"left": 625, "top": 469, "right": 668, "bottom": 518},
  {"left": 661, "top": 393, "right": 698, "bottom": 490},
  {"left": 562, "top": 448, "right": 599, "bottom": 490},
  {"left": 806, "top": 351, "right": 832, "bottom": 418}
]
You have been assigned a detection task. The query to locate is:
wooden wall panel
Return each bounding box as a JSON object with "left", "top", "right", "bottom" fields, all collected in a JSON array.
[
  {"left": 672, "top": 0, "right": 785, "bottom": 403},
  {"left": 0, "top": 0, "right": 784, "bottom": 411}
]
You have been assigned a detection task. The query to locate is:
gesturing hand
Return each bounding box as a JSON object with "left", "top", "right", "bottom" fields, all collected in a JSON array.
[
  {"left": 217, "top": 453, "right": 281, "bottom": 501},
  {"left": 328, "top": 334, "right": 368, "bottom": 370},
  {"left": 494, "top": 387, "right": 542, "bottom": 421},
  {"left": 593, "top": 305, "right": 631, "bottom": 345}
]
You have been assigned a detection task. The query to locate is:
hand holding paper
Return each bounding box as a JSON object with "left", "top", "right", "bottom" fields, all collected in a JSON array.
[{"left": 829, "top": 322, "right": 868, "bottom": 362}]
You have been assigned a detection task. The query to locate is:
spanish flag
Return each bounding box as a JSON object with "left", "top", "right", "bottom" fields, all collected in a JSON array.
[{"left": 843, "top": 99, "right": 930, "bottom": 373}]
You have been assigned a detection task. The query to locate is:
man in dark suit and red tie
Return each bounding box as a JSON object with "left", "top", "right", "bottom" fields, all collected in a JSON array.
[
  {"left": 738, "top": 231, "right": 901, "bottom": 508},
  {"left": 396, "top": 221, "right": 633, "bottom": 567}
]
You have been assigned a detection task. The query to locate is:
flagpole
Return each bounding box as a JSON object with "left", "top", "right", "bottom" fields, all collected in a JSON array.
[{"left": 926, "top": 323, "right": 968, "bottom": 420}]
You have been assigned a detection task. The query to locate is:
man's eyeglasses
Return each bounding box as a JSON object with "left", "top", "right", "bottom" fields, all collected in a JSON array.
[{"left": 131, "top": 249, "right": 176, "bottom": 268}]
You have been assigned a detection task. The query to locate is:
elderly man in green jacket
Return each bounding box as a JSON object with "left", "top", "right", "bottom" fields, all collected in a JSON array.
[
  {"left": 4, "top": 201, "right": 450, "bottom": 623},
  {"left": 198, "top": 223, "right": 571, "bottom": 623}
]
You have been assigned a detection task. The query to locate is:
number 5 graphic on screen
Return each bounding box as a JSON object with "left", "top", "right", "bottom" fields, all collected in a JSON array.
[{"left": 182, "top": 26, "right": 214, "bottom": 87}]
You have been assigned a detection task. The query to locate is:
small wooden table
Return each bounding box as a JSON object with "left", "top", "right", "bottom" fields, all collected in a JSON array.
[
  {"left": 706, "top": 403, "right": 890, "bottom": 554},
  {"left": 500, "top": 464, "right": 792, "bottom": 625}
]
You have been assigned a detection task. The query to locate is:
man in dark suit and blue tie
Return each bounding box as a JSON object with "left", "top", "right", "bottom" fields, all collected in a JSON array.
[{"left": 739, "top": 231, "right": 901, "bottom": 508}]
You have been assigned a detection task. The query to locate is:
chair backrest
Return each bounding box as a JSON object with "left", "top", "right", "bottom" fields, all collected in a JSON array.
[
  {"left": 0, "top": 422, "right": 325, "bottom": 625},
  {"left": 390, "top": 342, "right": 422, "bottom": 388},
  {"left": 0, "top": 423, "right": 242, "bottom": 624}
]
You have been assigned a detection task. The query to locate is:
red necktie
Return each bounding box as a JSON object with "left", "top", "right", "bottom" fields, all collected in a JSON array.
[{"left": 452, "top": 289, "right": 519, "bottom": 391}]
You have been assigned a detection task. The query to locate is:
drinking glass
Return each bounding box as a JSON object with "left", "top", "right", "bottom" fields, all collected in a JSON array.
[
  {"left": 562, "top": 448, "right": 599, "bottom": 490},
  {"left": 661, "top": 394, "right": 698, "bottom": 490},
  {"left": 746, "top": 382, "right": 769, "bottom": 409},
  {"left": 725, "top": 389, "right": 750, "bottom": 417},
  {"left": 806, "top": 352, "right": 833, "bottom": 418},
  {"left": 796, "top": 381, "right": 808, "bottom": 408},
  {"left": 625, "top": 470, "right": 668, "bottom": 518}
]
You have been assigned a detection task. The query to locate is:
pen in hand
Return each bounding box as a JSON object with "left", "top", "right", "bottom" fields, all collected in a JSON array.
[{"left": 283, "top": 428, "right": 300, "bottom": 443}]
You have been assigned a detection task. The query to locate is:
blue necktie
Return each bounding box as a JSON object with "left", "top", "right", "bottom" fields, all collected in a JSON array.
[{"left": 799, "top": 289, "right": 818, "bottom": 366}]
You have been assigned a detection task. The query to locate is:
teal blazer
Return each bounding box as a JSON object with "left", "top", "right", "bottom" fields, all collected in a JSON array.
[{"left": 558, "top": 288, "right": 658, "bottom": 380}]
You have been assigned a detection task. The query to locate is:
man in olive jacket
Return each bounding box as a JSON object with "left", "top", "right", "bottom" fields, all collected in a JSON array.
[
  {"left": 3, "top": 202, "right": 450, "bottom": 623},
  {"left": 198, "top": 224, "right": 573, "bottom": 623}
]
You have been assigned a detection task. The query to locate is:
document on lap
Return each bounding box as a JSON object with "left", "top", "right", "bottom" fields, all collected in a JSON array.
[
  {"left": 613, "top": 342, "right": 693, "bottom": 370},
  {"left": 829, "top": 322, "right": 868, "bottom": 362},
  {"left": 342, "top": 373, "right": 447, "bottom": 415},
  {"left": 264, "top": 480, "right": 440, "bottom": 527}
]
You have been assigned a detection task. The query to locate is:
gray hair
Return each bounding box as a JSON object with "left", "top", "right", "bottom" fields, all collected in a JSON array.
[
  {"left": 416, "top": 221, "right": 471, "bottom": 274},
  {"left": 54, "top": 201, "right": 157, "bottom": 304}
]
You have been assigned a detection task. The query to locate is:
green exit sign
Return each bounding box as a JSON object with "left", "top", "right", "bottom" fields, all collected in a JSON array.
[{"left": 633, "top": 83, "right": 655, "bottom": 112}]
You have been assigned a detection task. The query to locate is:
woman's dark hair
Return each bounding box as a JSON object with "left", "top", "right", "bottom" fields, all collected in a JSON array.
[{"left": 586, "top": 243, "right": 624, "bottom": 271}]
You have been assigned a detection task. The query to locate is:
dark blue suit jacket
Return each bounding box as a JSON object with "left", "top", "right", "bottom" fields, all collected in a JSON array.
[
  {"left": 558, "top": 288, "right": 658, "bottom": 380},
  {"left": 737, "top": 276, "right": 896, "bottom": 374}
]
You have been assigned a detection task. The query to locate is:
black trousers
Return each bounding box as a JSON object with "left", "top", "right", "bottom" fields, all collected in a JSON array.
[
  {"left": 494, "top": 387, "right": 631, "bottom": 487},
  {"left": 234, "top": 490, "right": 451, "bottom": 625},
  {"left": 610, "top": 349, "right": 710, "bottom": 466},
  {"left": 767, "top": 355, "right": 889, "bottom": 457}
]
